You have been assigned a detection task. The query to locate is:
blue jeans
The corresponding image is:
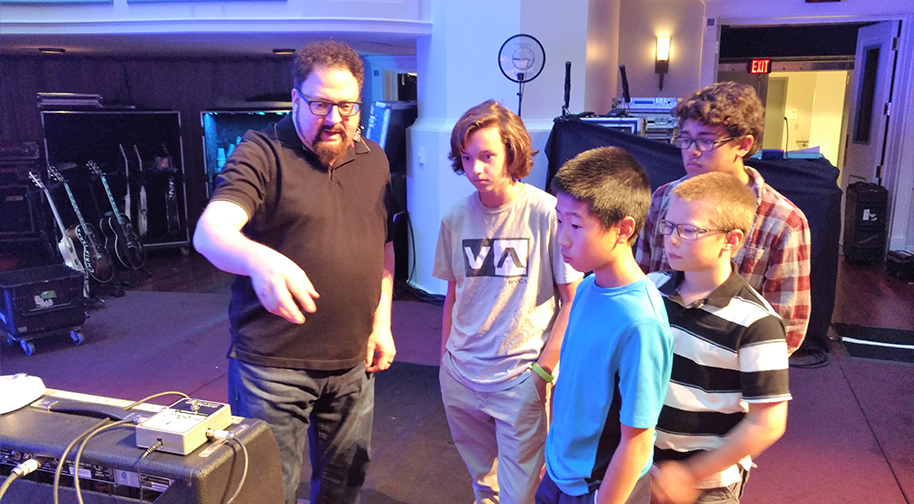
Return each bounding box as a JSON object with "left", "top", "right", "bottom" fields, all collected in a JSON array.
[
  {"left": 535, "top": 471, "right": 650, "bottom": 504},
  {"left": 228, "top": 358, "right": 374, "bottom": 504}
]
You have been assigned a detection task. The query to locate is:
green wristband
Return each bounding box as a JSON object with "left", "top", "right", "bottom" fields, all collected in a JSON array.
[{"left": 531, "top": 363, "right": 554, "bottom": 383}]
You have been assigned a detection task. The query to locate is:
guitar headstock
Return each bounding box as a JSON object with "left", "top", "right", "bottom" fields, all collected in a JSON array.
[
  {"left": 87, "top": 160, "right": 102, "bottom": 176},
  {"left": 28, "top": 171, "right": 45, "bottom": 189},
  {"left": 48, "top": 165, "right": 64, "bottom": 183}
]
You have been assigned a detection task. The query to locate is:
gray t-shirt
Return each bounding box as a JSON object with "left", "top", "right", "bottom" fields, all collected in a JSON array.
[{"left": 433, "top": 183, "right": 583, "bottom": 391}]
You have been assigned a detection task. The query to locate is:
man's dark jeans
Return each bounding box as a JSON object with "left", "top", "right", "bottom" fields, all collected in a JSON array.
[{"left": 229, "top": 358, "right": 374, "bottom": 504}]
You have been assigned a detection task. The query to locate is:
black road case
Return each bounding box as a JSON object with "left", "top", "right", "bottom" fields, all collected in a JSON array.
[
  {"left": 0, "top": 264, "right": 86, "bottom": 355},
  {"left": 843, "top": 182, "right": 888, "bottom": 263}
]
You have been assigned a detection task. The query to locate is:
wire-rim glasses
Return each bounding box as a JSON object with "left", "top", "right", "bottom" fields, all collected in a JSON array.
[{"left": 659, "top": 220, "right": 732, "bottom": 240}]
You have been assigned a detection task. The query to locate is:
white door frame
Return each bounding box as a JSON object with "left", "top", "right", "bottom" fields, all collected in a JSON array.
[{"left": 701, "top": 15, "right": 914, "bottom": 251}]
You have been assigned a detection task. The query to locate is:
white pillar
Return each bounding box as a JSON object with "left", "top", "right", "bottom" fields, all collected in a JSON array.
[{"left": 407, "top": 0, "right": 589, "bottom": 295}]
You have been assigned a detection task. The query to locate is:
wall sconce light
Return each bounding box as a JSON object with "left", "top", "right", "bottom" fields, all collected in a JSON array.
[{"left": 655, "top": 36, "right": 670, "bottom": 91}]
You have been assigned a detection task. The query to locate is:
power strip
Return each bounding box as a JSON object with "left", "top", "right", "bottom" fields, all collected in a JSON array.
[{"left": 135, "top": 398, "right": 231, "bottom": 455}]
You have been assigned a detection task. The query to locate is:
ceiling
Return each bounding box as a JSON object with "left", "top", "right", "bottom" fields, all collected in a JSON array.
[{"left": 0, "top": 30, "right": 420, "bottom": 58}]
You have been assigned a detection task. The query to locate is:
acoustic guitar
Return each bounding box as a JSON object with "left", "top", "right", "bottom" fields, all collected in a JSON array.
[
  {"left": 28, "top": 172, "right": 86, "bottom": 274},
  {"left": 48, "top": 165, "right": 115, "bottom": 284},
  {"left": 87, "top": 160, "right": 147, "bottom": 270}
]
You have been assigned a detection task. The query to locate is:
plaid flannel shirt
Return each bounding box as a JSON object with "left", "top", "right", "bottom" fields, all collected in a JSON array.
[{"left": 635, "top": 167, "right": 812, "bottom": 352}]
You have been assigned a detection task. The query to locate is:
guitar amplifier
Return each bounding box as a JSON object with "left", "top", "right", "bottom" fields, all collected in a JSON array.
[
  {"left": 0, "top": 390, "right": 285, "bottom": 504},
  {"left": 0, "top": 184, "right": 37, "bottom": 236}
]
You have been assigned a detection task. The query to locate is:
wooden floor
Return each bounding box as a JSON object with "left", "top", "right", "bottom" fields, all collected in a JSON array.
[{"left": 135, "top": 247, "right": 914, "bottom": 331}]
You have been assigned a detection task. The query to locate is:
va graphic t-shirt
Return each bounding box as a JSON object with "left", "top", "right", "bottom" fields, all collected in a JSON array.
[{"left": 433, "top": 184, "right": 582, "bottom": 391}]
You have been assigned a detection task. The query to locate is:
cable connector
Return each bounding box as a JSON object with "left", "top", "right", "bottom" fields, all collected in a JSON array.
[
  {"left": 206, "top": 428, "right": 235, "bottom": 442},
  {"left": 12, "top": 457, "right": 45, "bottom": 477}
]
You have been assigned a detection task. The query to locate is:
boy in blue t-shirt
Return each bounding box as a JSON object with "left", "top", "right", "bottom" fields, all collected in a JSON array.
[{"left": 537, "top": 147, "right": 673, "bottom": 504}]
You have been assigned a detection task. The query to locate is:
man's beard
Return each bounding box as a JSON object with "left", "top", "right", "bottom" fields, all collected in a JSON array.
[{"left": 312, "top": 125, "right": 352, "bottom": 168}]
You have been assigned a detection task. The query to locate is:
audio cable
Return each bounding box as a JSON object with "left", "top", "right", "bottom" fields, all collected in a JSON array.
[
  {"left": 51, "top": 391, "right": 190, "bottom": 504},
  {"left": 0, "top": 456, "right": 47, "bottom": 502},
  {"left": 206, "top": 429, "right": 249, "bottom": 504}
]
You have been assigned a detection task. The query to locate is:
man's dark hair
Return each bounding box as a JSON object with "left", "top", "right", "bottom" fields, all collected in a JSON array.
[
  {"left": 292, "top": 41, "right": 364, "bottom": 92},
  {"left": 672, "top": 81, "right": 765, "bottom": 158},
  {"left": 550, "top": 146, "right": 651, "bottom": 242}
]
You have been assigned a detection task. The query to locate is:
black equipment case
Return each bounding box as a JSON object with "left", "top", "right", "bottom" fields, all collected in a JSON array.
[
  {"left": 843, "top": 182, "right": 888, "bottom": 263},
  {"left": 0, "top": 264, "right": 86, "bottom": 355}
]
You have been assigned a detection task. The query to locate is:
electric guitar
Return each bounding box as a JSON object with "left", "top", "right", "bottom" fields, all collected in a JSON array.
[
  {"left": 119, "top": 144, "right": 132, "bottom": 223},
  {"left": 28, "top": 171, "right": 86, "bottom": 276},
  {"left": 158, "top": 142, "right": 181, "bottom": 236},
  {"left": 87, "top": 160, "right": 147, "bottom": 270},
  {"left": 48, "top": 165, "right": 115, "bottom": 284},
  {"left": 132, "top": 145, "right": 148, "bottom": 237}
]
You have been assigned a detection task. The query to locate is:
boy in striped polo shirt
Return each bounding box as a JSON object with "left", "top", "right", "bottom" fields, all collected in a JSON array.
[{"left": 648, "top": 172, "right": 791, "bottom": 504}]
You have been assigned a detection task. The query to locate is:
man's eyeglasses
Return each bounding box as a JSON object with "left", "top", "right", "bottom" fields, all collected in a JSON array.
[
  {"left": 672, "top": 136, "right": 734, "bottom": 152},
  {"left": 298, "top": 93, "right": 361, "bottom": 117},
  {"left": 659, "top": 220, "right": 731, "bottom": 240}
]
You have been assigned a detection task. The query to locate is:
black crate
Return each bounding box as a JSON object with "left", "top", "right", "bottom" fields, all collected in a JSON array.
[
  {"left": 843, "top": 182, "right": 888, "bottom": 263},
  {"left": 886, "top": 250, "right": 914, "bottom": 282},
  {"left": 0, "top": 264, "right": 85, "bottom": 337}
]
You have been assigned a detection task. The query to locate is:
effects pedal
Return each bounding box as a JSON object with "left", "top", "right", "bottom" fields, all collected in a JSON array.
[{"left": 136, "top": 398, "right": 231, "bottom": 455}]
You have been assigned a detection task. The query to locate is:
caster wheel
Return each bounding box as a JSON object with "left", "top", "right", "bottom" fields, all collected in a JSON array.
[
  {"left": 70, "top": 331, "right": 85, "bottom": 346},
  {"left": 20, "top": 340, "right": 35, "bottom": 356}
]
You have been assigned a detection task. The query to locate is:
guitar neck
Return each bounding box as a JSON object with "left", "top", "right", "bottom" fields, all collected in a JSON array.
[
  {"left": 60, "top": 181, "right": 96, "bottom": 241},
  {"left": 42, "top": 186, "right": 70, "bottom": 237},
  {"left": 98, "top": 173, "right": 126, "bottom": 227}
]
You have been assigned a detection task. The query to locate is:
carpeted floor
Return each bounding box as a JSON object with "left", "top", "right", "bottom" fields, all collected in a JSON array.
[
  {"left": 2, "top": 290, "right": 912, "bottom": 504},
  {"left": 1, "top": 290, "right": 471, "bottom": 504}
]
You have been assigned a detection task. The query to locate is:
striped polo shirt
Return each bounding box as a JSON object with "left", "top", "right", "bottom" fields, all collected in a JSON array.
[{"left": 648, "top": 268, "right": 792, "bottom": 489}]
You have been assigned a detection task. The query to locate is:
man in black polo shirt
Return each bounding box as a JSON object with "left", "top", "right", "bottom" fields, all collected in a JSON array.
[{"left": 194, "top": 40, "right": 396, "bottom": 504}]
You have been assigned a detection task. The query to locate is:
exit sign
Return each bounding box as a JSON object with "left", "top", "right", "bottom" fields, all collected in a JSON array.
[{"left": 748, "top": 59, "right": 771, "bottom": 74}]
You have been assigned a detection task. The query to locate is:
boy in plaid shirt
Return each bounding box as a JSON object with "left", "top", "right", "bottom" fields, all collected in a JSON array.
[{"left": 635, "top": 81, "right": 811, "bottom": 353}]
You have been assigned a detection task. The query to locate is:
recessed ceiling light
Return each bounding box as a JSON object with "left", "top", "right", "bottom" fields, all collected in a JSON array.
[
  {"left": 38, "top": 48, "right": 66, "bottom": 54},
  {"left": 272, "top": 48, "right": 296, "bottom": 55}
]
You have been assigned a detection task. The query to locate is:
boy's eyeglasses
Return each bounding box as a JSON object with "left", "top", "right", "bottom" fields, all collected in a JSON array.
[
  {"left": 298, "top": 94, "right": 361, "bottom": 117},
  {"left": 672, "top": 136, "right": 734, "bottom": 152},
  {"left": 659, "top": 220, "right": 732, "bottom": 240}
]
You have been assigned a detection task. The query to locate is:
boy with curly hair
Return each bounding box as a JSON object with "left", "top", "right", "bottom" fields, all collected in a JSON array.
[{"left": 635, "top": 81, "right": 811, "bottom": 354}]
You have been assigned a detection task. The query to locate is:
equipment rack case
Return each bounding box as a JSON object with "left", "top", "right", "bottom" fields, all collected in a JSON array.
[{"left": 0, "top": 264, "right": 86, "bottom": 356}]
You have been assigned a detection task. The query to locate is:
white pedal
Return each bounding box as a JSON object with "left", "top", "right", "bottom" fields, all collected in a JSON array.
[
  {"left": 0, "top": 373, "right": 46, "bottom": 415},
  {"left": 136, "top": 398, "right": 231, "bottom": 455}
]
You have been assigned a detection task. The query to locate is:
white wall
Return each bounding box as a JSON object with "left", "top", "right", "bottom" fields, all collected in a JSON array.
[
  {"left": 616, "top": 0, "right": 706, "bottom": 101},
  {"left": 407, "top": 0, "right": 589, "bottom": 295},
  {"left": 584, "top": 0, "right": 621, "bottom": 116},
  {"left": 808, "top": 71, "right": 848, "bottom": 169},
  {"left": 779, "top": 71, "right": 817, "bottom": 151}
]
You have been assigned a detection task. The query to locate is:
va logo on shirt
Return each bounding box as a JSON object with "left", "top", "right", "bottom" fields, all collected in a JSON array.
[{"left": 462, "top": 238, "right": 529, "bottom": 277}]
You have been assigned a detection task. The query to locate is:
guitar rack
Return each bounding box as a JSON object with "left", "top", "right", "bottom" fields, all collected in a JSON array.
[{"left": 40, "top": 111, "right": 189, "bottom": 251}]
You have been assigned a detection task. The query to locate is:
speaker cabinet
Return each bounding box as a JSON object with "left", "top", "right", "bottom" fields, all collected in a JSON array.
[
  {"left": 843, "top": 182, "right": 887, "bottom": 263},
  {"left": 0, "top": 184, "right": 36, "bottom": 237}
]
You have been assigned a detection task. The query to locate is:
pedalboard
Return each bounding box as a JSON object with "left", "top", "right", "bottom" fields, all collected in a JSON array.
[{"left": 135, "top": 398, "right": 231, "bottom": 455}]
